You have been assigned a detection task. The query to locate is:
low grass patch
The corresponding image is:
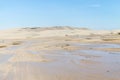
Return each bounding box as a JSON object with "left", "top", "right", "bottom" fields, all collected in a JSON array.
[
  {"left": 12, "top": 41, "right": 21, "bottom": 45},
  {"left": 0, "top": 45, "right": 7, "bottom": 48}
]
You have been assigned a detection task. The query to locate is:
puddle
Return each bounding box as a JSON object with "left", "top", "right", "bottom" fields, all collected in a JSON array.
[
  {"left": 78, "top": 50, "right": 109, "bottom": 56},
  {"left": 26, "top": 46, "right": 120, "bottom": 66},
  {"left": 6, "top": 46, "right": 20, "bottom": 50},
  {"left": 73, "top": 43, "right": 120, "bottom": 48},
  {"left": 75, "top": 49, "right": 120, "bottom": 64},
  {"left": 0, "top": 54, "right": 13, "bottom": 63},
  {"left": 27, "top": 51, "right": 39, "bottom": 54}
]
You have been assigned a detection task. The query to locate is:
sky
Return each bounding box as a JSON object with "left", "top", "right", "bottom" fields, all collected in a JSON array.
[{"left": 0, "top": 0, "right": 120, "bottom": 30}]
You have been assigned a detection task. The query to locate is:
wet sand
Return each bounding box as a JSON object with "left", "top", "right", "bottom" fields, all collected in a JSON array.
[{"left": 0, "top": 27, "right": 120, "bottom": 80}]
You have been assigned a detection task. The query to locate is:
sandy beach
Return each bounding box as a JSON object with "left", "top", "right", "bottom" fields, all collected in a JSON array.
[{"left": 0, "top": 27, "right": 120, "bottom": 80}]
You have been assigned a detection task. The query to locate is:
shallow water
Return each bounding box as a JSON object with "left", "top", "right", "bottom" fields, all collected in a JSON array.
[
  {"left": 0, "top": 54, "right": 13, "bottom": 63},
  {"left": 0, "top": 42, "right": 120, "bottom": 80},
  {"left": 73, "top": 43, "right": 120, "bottom": 48}
]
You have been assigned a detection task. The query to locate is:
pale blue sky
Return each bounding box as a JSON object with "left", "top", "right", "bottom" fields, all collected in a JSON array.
[{"left": 0, "top": 0, "right": 120, "bottom": 30}]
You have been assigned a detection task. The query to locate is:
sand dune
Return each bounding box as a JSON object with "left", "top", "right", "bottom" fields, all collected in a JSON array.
[{"left": 0, "top": 27, "right": 120, "bottom": 40}]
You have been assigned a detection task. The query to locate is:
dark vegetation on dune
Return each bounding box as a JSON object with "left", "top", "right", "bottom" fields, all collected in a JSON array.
[
  {"left": 21, "top": 26, "right": 89, "bottom": 30},
  {"left": 118, "top": 32, "right": 120, "bottom": 35},
  {"left": 0, "top": 45, "right": 6, "bottom": 48}
]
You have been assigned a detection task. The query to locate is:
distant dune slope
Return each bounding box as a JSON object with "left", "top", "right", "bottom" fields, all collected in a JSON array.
[{"left": 0, "top": 26, "right": 120, "bottom": 39}]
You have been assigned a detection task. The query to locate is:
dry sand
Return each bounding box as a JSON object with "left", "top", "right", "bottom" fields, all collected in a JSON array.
[{"left": 0, "top": 27, "right": 120, "bottom": 80}]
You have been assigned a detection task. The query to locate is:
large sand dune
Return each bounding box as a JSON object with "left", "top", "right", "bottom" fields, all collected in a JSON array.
[{"left": 0, "top": 27, "right": 120, "bottom": 39}]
